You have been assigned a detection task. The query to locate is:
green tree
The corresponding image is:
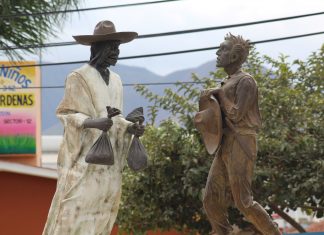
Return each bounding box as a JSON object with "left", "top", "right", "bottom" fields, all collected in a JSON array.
[
  {"left": 117, "top": 45, "right": 324, "bottom": 234},
  {"left": 0, "top": 0, "right": 80, "bottom": 59},
  {"left": 250, "top": 47, "right": 324, "bottom": 232},
  {"left": 118, "top": 121, "right": 212, "bottom": 234}
]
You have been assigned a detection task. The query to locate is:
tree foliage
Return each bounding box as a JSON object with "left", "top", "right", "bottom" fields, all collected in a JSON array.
[
  {"left": 0, "top": 0, "right": 80, "bottom": 59},
  {"left": 251, "top": 48, "right": 324, "bottom": 218},
  {"left": 117, "top": 46, "right": 324, "bottom": 234},
  {"left": 118, "top": 121, "right": 212, "bottom": 234}
]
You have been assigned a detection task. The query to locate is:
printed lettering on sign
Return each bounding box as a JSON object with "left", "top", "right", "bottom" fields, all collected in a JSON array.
[{"left": 0, "top": 62, "right": 41, "bottom": 158}]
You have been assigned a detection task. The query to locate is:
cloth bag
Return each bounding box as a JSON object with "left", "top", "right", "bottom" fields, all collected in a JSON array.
[
  {"left": 85, "top": 106, "right": 120, "bottom": 165},
  {"left": 126, "top": 107, "right": 148, "bottom": 171}
]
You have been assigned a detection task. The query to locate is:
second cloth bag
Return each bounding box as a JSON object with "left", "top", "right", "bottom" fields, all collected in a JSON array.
[{"left": 126, "top": 107, "right": 148, "bottom": 171}]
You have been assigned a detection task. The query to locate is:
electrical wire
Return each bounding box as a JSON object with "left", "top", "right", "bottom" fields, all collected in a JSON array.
[
  {"left": 0, "top": 0, "right": 182, "bottom": 19},
  {"left": 0, "top": 81, "right": 205, "bottom": 90},
  {"left": 2, "top": 10, "right": 324, "bottom": 50},
  {"left": 1, "top": 29, "right": 322, "bottom": 90},
  {"left": 138, "top": 11, "right": 324, "bottom": 38},
  {"left": 1, "top": 31, "right": 323, "bottom": 69}
]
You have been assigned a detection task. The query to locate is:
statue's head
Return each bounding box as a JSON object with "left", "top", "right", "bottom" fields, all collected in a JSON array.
[
  {"left": 72, "top": 20, "right": 137, "bottom": 68},
  {"left": 90, "top": 40, "right": 121, "bottom": 68},
  {"left": 216, "top": 33, "right": 250, "bottom": 69}
]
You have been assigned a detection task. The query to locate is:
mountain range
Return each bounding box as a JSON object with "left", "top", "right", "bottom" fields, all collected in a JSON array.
[{"left": 41, "top": 60, "right": 216, "bottom": 135}]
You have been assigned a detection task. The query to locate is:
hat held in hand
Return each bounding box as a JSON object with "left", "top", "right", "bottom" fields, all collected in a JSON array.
[
  {"left": 194, "top": 95, "right": 222, "bottom": 155},
  {"left": 73, "top": 20, "right": 138, "bottom": 45}
]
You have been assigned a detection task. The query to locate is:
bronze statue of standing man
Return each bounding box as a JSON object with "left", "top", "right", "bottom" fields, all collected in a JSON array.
[{"left": 197, "top": 34, "right": 281, "bottom": 235}]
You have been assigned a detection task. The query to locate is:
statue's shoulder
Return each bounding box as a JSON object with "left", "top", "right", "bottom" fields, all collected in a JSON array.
[
  {"left": 64, "top": 66, "right": 84, "bottom": 83},
  {"left": 71, "top": 64, "right": 102, "bottom": 86},
  {"left": 240, "top": 71, "right": 253, "bottom": 79},
  {"left": 229, "top": 71, "right": 253, "bottom": 85},
  {"left": 72, "top": 64, "right": 94, "bottom": 78},
  {"left": 238, "top": 71, "right": 254, "bottom": 81},
  {"left": 239, "top": 71, "right": 258, "bottom": 87}
]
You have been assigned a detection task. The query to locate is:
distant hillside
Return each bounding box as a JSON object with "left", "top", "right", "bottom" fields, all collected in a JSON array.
[
  {"left": 165, "top": 60, "right": 215, "bottom": 82},
  {"left": 42, "top": 60, "right": 216, "bottom": 135}
]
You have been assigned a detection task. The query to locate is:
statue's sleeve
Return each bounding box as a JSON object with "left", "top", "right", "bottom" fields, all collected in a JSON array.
[
  {"left": 56, "top": 72, "right": 94, "bottom": 128},
  {"left": 220, "top": 76, "right": 257, "bottom": 123}
]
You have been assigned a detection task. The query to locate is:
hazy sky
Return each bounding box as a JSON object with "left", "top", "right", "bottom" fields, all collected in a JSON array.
[{"left": 10, "top": 0, "right": 324, "bottom": 75}]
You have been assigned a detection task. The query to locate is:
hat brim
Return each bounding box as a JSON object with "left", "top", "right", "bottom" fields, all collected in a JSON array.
[
  {"left": 194, "top": 96, "right": 222, "bottom": 155},
  {"left": 73, "top": 32, "right": 138, "bottom": 45}
]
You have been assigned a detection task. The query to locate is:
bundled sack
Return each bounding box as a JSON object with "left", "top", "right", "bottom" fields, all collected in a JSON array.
[
  {"left": 126, "top": 107, "right": 148, "bottom": 171},
  {"left": 86, "top": 131, "right": 114, "bottom": 165},
  {"left": 127, "top": 136, "right": 147, "bottom": 171},
  {"left": 85, "top": 106, "right": 121, "bottom": 165}
]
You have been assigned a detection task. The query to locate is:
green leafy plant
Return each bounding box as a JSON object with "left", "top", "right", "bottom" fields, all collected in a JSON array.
[{"left": 0, "top": 0, "right": 80, "bottom": 59}]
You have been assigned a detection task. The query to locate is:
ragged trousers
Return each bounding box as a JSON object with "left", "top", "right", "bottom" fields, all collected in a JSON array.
[{"left": 203, "top": 133, "right": 281, "bottom": 235}]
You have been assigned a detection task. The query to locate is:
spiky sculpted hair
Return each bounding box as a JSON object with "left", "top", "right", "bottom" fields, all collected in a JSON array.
[{"left": 224, "top": 33, "right": 250, "bottom": 65}]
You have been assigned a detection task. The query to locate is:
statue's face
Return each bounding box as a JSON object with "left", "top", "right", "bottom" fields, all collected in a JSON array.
[
  {"left": 101, "top": 40, "right": 121, "bottom": 67},
  {"left": 216, "top": 40, "right": 233, "bottom": 68}
]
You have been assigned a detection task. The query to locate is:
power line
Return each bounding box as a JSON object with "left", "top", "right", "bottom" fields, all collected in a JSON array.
[
  {"left": 2, "top": 10, "right": 324, "bottom": 51},
  {"left": 1, "top": 0, "right": 181, "bottom": 19},
  {"left": 0, "top": 81, "right": 205, "bottom": 90},
  {"left": 139, "top": 11, "right": 324, "bottom": 38},
  {"left": 1, "top": 31, "right": 323, "bottom": 69},
  {"left": 0, "top": 75, "right": 320, "bottom": 90}
]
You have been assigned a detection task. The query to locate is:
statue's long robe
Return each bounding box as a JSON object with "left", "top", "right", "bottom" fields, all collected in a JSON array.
[{"left": 43, "top": 64, "right": 132, "bottom": 235}]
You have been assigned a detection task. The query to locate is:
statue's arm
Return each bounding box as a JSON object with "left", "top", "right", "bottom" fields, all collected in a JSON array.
[
  {"left": 56, "top": 73, "right": 94, "bottom": 128},
  {"left": 83, "top": 118, "right": 113, "bottom": 131}
]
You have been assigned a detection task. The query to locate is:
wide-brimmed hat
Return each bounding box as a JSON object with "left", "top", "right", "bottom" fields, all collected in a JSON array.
[
  {"left": 194, "top": 95, "right": 222, "bottom": 155},
  {"left": 73, "top": 20, "right": 138, "bottom": 45}
]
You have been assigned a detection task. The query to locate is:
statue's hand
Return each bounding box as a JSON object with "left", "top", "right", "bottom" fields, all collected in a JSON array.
[
  {"left": 83, "top": 118, "right": 113, "bottom": 131},
  {"left": 127, "top": 123, "right": 145, "bottom": 137},
  {"left": 200, "top": 88, "right": 214, "bottom": 98},
  {"left": 200, "top": 88, "right": 224, "bottom": 99}
]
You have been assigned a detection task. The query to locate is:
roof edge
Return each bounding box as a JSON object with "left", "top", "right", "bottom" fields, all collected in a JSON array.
[{"left": 0, "top": 161, "right": 57, "bottom": 179}]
